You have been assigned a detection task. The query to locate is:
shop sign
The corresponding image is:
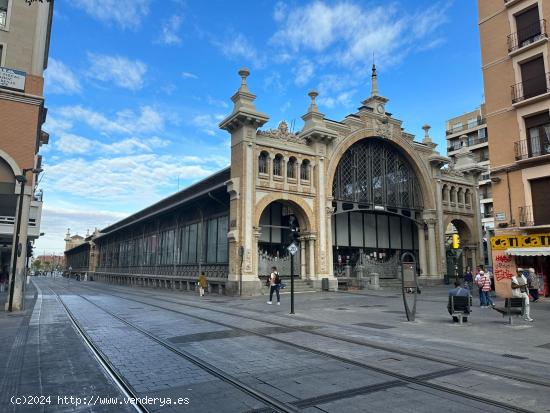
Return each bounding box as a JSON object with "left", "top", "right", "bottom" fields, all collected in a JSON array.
[
  {"left": 495, "top": 212, "right": 506, "bottom": 221},
  {"left": 490, "top": 233, "right": 550, "bottom": 250},
  {"left": 0, "top": 67, "right": 26, "bottom": 91}
]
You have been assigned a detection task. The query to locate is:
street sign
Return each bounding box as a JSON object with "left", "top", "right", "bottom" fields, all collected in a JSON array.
[{"left": 287, "top": 242, "right": 298, "bottom": 256}]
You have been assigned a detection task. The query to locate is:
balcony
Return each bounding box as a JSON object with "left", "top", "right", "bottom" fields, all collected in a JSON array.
[
  {"left": 508, "top": 20, "right": 547, "bottom": 53},
  {"left": 511, "top": 73, "right": 550, "bottom": 104},
  {"left": 447, "top": 136, "right": 488, "bottom": 153},
  {"left": 519, "top": 205, "right": 534, "bottom": 226},
  {"left": 514, "top": 136, "right": 550, "bottom": 160},
  {"left": 445, "top": 118, "right": 485, "bottom": 135},
  {"left": 0, "top": 200, "right": 43, "bottom": 239}
]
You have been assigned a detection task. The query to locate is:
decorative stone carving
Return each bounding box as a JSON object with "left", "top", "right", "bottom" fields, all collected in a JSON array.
[
  {"left": 258, "top": 121, "right": 307, "bottom": 144},
  {"left": 374, "top": 119, "right": 390, "bottom": 137}
]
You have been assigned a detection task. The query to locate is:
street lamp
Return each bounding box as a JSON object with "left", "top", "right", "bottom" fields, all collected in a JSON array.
[{"left": 8, "top": 167, "right": 42, "bottom": 312}]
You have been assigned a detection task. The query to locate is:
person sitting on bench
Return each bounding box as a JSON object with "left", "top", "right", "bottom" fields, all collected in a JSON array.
[{"left": 448, "top": 281, "right": 471, "bottom": 323}]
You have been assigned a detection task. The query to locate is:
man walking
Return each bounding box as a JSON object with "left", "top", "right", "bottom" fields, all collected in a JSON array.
[
  {"left": 512, "top": 270, "right": 533, "bottom": 322},
  {"left": 267, "top": 266, "right": 281, "bottom": 305},
  {"left": 527, "top": 268, "right": 540, "bottom": 303},
  {"left": 477, "top": 270, "right": 494, "bottom": 308}
]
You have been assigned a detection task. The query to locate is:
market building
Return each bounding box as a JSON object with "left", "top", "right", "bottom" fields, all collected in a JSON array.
[
  {"left": 66, "top": 68, "right": 483, "bottom": 295},
  {"left": 478, "top": 0, "right": 550, "bottom": 297}
]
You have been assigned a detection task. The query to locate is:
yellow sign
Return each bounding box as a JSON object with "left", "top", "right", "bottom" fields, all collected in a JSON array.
[
  {"left": 452, "top": 233, "right": 460, "bottom": 249},
  {"left": 491, "top": 233, "right": 550, "bottom": 250}
]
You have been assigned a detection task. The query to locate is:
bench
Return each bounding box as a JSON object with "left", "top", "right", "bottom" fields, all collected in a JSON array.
[
  {"left": 448, "top": 296, "right": 471, "bottom": 324},
  {"left": 493, "top": 298, "right": 525, "bottom": 325}
]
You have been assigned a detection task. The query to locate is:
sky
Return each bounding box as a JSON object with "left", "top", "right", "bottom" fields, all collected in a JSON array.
[{"left": 35, "top": 0, "right": 483, "bottom": 255}]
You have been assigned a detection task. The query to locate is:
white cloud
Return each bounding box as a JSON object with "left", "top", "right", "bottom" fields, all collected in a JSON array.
[
  {"left": 206, "top": 95, "right": 229, "bottom": 109},
  {"left": 87, "top": 53, "right": 147, "bottom": 90},
  {"left": 71, "top": 0, "right": 150, "bottom": 30},
  {"left": 192, "top": 113, "right": 226, "bottom": 136},
  {"left": 294, "top": 58, "right": 315, "bottom": 86},
  {"left": 271, "top": 1, "right": 450, "bottom": 69},
  {"left": 182, "top": 72, "right": 198, "bottom": 79},
  {"left": 34, "top": 205, "right": 129, "bottom": 254},
  {"left": 45, "top": 58, "right": 82, "bottom": 94},
  {"left": 158, "top": 15, "right": 183, "bottom": 45},
  {"left": 214, "top": 33, "right": 264, "bottom": 68},
  {"left": 54, "top": 105, "right": 164, "bottom": 135},
  {"left": 56, "top": 133, "right": 94, "bottom": 154},
  {"left": 42, "top": 154, "right": 215, "bottom": 203}
]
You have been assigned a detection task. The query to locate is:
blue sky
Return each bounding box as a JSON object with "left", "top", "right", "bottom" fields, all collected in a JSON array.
[{"left": 36, "top": 0, "right": 483, "bottom": 254}]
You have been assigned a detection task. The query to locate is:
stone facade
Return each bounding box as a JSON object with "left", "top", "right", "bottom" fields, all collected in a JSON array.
[{"left": 220, "top": 67, "right": 483, "bottom": 295}]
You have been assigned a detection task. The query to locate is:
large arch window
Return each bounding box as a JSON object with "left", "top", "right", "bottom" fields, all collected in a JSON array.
[{"left": 332, "top": 138, "right": 423, "bottom": 210}]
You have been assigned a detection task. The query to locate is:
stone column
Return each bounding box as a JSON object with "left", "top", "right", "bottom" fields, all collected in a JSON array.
[
  {"left": 426, "top": 218, "right": 438, "bottom": 276},
  {"left": 417, "top": 222, "right": 427, "bottom": 276},
  {"left": 308, "top": 236, "right": 316, "bottom": 280},
  {"left": 6, "top": 190, "right": 31, "bottom": 311},
  {"left": 300, "top": 238, "right": 306, "bottom": 278}
]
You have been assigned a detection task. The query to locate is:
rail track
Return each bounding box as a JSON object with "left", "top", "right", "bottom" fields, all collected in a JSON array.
[{"left": 50, "top": 280, "right": 542, "bottom": 413}]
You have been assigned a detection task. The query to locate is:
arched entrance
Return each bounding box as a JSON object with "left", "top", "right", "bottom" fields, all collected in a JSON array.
[
  {"left": 445, "top": 219, "right": 474, "bottom": 282},
  {"left": 257, "top": 200, "right": 312, "bottom": 278},
  {"left": 331, "top": 138, "right": 423, "bottom": 281}
]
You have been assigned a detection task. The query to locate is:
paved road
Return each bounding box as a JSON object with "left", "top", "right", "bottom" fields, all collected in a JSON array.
[{"left": 2, "top": 277, "right": 550, "bottom": 412}]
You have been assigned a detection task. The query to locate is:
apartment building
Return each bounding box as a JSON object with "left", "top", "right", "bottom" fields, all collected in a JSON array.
[
  {"left": 478, "top": 0, "right": 550, "bottom": 296},
  {"left": 446, "top": 105, "right": 493, "bottom": 265},
  {"left": 0, "top": 0, "right": 53, "bottom": 310}
]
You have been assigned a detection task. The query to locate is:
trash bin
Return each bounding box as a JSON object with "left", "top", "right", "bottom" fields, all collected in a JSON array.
[{"left": 322, "top": 277, "right": 329, "bottom": 291}]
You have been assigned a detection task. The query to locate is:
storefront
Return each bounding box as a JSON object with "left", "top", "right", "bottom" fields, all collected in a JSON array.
[{"left": 491, "top": 232, "right": 550, "bottom": 297}]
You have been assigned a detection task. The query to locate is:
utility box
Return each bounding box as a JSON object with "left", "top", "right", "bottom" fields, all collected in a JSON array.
[{"left": 322, "top": 278, "right": 329, "bottom": 291}]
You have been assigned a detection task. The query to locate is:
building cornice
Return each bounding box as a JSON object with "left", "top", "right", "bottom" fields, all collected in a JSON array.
[{"left": 0, "top": 89, "right": 44, "bottom": 106}]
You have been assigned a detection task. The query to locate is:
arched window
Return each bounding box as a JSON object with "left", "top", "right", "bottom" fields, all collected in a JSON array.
[
  {"left": 300, "top": 159, "right": 310, "bottom": 181},
  {"left": 258, "top": 151, "right": 269, "bottom": 174},
  {"left": 442, "top": 184, "right": 448, "bottom": 202},
  {"left": 287, "top": 157, "right": 297, "bottom": 179},
  {"left": 465, "top": 189, "right": 471, "bottom": 206},
  {"left": 457, "top": 187, "right": 464, "bottom": 204},
  {"left": 273, "top": 154, "right": 283, "bottom": 177},
  {"left": 450, "top": 186, "right": 457, "bottom": 203}
]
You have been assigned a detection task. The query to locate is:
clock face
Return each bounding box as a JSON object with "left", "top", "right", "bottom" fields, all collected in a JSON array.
[{"left": 377, "top": 104, "right": 384, "bottom": 114}]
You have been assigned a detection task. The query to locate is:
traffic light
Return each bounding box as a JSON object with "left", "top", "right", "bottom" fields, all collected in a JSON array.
[
  {"left": 27, "top": 241, "right": 34, "bottom": 258},
  {"left": 289, "top": 215, "right": 300, "bottom": 241},
  {"left": 452, "top": 233, "right": 460, "bottom": 249}
]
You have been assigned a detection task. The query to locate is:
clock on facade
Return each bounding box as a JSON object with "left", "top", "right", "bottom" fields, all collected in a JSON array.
[{"left": 377, "top": 104, "right": 385, "bottom": 114}]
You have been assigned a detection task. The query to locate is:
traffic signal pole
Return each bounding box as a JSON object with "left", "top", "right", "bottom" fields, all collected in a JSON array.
[{"left": 290, "top": 252, "right": 295, "bottom": 314}]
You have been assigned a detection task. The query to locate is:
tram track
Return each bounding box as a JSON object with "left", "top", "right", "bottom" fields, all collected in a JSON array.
[
  {"left": 79, "top": 280, "right": 550, "bottom": 390},
  {"left": 49, "top": 284, "right": 299, "bottom": 413},
  {"left": 58, "top": 281, "right": 539, "bottom": 413}
]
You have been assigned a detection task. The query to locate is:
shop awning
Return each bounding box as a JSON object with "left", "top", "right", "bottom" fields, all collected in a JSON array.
[{"left": 504, "top": 247, "right": 550, "bottom": 256}]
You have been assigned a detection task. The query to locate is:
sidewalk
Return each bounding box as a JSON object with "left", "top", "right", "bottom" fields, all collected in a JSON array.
[{"left": 0, "top": 277, "right": 132, "bottom": 412}]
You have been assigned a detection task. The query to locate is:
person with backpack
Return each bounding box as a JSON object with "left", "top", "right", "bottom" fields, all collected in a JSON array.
[{"left": 267, "top": 266, "right": 281, "bottom": 305}]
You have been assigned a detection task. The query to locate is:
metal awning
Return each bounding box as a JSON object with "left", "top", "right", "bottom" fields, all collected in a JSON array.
[{"left": 505, "top": 247, "right": 550, "bottom": 256}]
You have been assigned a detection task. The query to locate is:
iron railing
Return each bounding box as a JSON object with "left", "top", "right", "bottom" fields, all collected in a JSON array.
[
  {"left": 508, "top": 19, "right": 547, "bottom": 52},
  {"left": 446, "top": 118, "right": 485, "bottom": 135},
  {"left": 514, "top": 135, "right": 550, "bottom": 160},
  {"left": 519, "top": 205, "right": 534, "bottom": 226},
  {"left": 511, "top": 73, "right": 550, "bottom": 103},
  {"left": 447, "top": 135, "right": 488, "bottom": 153}
]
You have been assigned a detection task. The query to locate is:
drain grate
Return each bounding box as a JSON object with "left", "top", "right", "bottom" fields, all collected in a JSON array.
[{"left": 502, "top": 354, "right": 528, "bottom": 360}]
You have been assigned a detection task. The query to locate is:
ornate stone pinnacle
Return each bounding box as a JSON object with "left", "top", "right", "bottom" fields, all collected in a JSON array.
[
  {"left": 308, "top": 90, "right": 319, "bottom": 112},
  {"left": 422, "top": 124, "right": 432, "bottom": 143},
  {"left": 238, "top": 68, "right": 250, "bottom": 91}
]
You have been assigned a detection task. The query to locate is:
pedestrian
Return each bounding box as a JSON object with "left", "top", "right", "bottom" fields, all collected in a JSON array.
[
  {"left": 197, "top": 271, "right": 208, "bottom": 297},
  {"left": 474, "top": 267, "right": 484, "bottom": 307},
  {"left": 527, "top": 268, "right": 540, "bottom": 303},
  {"left": 447, "top": 281, "right": 471, "bottom": 322},
  {"left": 512, "top": 270, "right": 533, "bottom": 322},
  {"left": 477, "top": 270, "right": 494, "bottom": 308},
  {"left": 266, "top": 266, "right": 281, "bottom": 305},
  {"left": 464, "top": 266, "right": 473, "bottom": 290}
]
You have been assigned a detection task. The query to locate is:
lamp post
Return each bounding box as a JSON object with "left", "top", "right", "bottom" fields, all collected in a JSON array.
[{"left": 8, "top": 167, "right": 41, "bottom": 312}]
